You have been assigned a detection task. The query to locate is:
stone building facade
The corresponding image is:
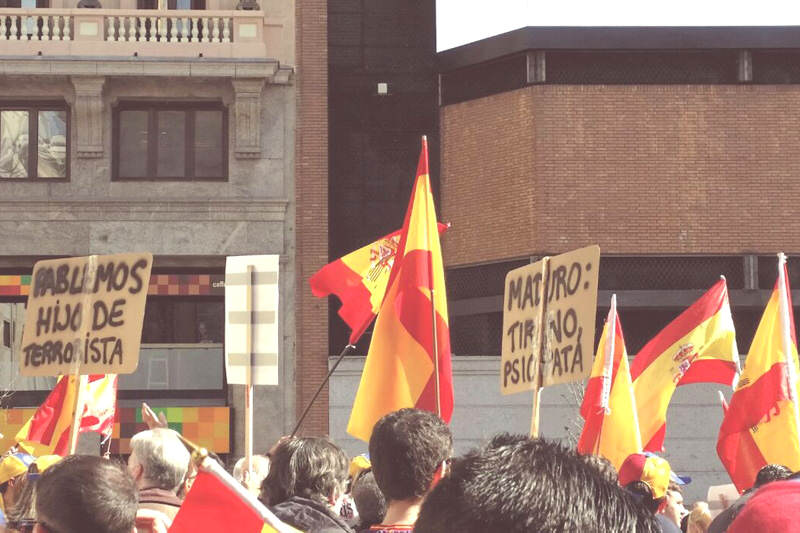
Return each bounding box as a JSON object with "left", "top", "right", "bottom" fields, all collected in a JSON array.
[{"left": 0, "top": 0, "right": 331, "bottom": 457}]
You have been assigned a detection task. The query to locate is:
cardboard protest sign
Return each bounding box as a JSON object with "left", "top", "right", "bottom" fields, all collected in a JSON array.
[
  {"left": 501, "top": 245, "right": 600, "bottom": 394},
  {"left": 225, "top": 255, "right": 280, "bottom": 386},
  {"left": 20, "top": 253, "right": 153, "bottom": 376}
]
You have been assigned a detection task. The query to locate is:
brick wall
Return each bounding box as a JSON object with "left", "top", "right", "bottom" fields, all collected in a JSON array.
[
  {"left": 441, "top": 85, "right": 800, "bottom": 266},
  {"left": 295, "top": 0, "right": 329, "bottom": 435}
]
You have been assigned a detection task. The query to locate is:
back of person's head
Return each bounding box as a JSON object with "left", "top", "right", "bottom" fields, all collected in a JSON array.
[
  {"left": 624, "top": 481, "right": 665, "bottom": 514},
  {"left": 7, "top": 454, "right": 63, "bottom": 528},
  {"left": 35, "top": 455, "right": 137, "bottom": 533},
  {"left": 581, "top": 454, "right": 618, "bottom": 483},
  {"left": 415, "top": 433, "right": 658, "bottom": 533},
  {"left": 260, "top": 437, "right": 348, "bottom": 507},
  {"left": 754, "top": 463, "right": 791, "bottom": 488},
  {"left": 368, "top": 408, "right": 453, "bottom": 502},
  {"left": 129, "top": 428, "right": 190, "bottom": 493},
  {"left": 351, "top": 471, "right": 386, "bottom": 530},
  {"left": 233, "top": 454, "right": 270, "bottom": 488},
  {"left": 687, "top": 502, "right": 712, "bottom": 533}
]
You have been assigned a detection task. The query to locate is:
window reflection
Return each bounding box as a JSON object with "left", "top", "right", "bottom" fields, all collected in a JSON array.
[{"left": 0, "top": 111, "right": 29, "bottom": 179}]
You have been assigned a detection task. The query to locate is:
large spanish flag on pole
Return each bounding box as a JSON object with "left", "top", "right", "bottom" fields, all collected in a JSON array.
[
  {"left": 578, "top": 295, "right": 642, "bottom": 470},
  {"left": 632, "top": 278, "right": 739, "bottom": 451},
  {"left": 347, "top": 136, "right": 454, "bottom": 442},
  {"left": 717, "top": 254, "right": 800, "bottom": 491},
  {"left": 310, "top": 224, "right": 448, "bottom": 345}
]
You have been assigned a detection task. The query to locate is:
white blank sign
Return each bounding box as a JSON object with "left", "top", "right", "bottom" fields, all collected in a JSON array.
[{"left": 225, "top": 255, "right": 280, "bottom": 386}]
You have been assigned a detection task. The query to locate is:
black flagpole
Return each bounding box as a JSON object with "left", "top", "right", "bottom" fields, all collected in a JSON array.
[{"left": 291, "top": 343, "right": 357, "bottom": 437}]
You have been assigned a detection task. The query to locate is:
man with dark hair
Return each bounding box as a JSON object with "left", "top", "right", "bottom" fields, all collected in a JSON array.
[
  {"left": 581, "top": 454, "right": 618, "bottom": 483},
  {"left": 34, "top": 455, "right": 138, "bottom": 533},
  {"left": 708, "top": 463, "right": 792, "bottom": 533},
  {"left": 351, "top": 471, "right": 386, "bottom": 532},
  {"left": 262, "top": 437, "right": 353, "bottom": 533},
  {"left": 415, "top": 434, "right": 658, "bottom": 533},
  {"left": 367, "top": 408, "right": 452, "bottom": 532}
]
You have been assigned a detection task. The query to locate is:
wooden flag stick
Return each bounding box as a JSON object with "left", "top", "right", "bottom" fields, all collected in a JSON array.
[
  {"left": 245, "top": 265, "right": 255, "bottom": 474},
  {"left": 530, "top": 257, "right": 550, "bottom": 438},
  {"left": 68, "top": 254, "right": 96, "bottom": 455},
  {"left": 68, "top": 374, "right": 88, "bottom": 454}
]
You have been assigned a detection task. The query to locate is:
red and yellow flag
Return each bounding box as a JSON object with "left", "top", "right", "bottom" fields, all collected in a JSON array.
[
  {"left": 170, "top": 461, "right": 300, "bottom": 533},
  {"left": 16, "top": 374, "right": 117, "bottom": 456},
  {"left": 347, "top": 137, "right": 454, "bottom": 442},
  {"left": 577, "top": 296, "right": 642, "bottom": 470},
  {"left": 632, "top": 278, "right": 738, "bottom": 451},
  {"left": 717, "top": 258, "right": 800, "bottom": 491},
  {"left": 310, "top": 225, "right": 447, "bottom": 344}
]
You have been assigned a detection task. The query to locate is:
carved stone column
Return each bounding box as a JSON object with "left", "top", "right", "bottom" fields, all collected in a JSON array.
[
  {"left": 232, "top": 79, "right": 265, "bottom": 159},
  {"left": 70, "top": 76, "right": 105, "bottom": 158}
]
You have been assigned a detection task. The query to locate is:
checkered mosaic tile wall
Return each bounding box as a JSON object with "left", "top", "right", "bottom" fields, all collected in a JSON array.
[
  {"left": 0, "top": 274, "right": 224, "bottom": 297},
  {"left": 0, "top": 406, "right": 230, "bottom": 455}
]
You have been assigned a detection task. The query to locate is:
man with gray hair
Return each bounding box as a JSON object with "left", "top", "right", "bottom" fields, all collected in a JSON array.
[{"left": 127, "top": 428, "right": 191, "bottom": 523}]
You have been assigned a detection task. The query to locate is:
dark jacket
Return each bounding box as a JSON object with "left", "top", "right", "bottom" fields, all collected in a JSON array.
[
  {"left": 271, "top": 496, "right": 354, "bottom": 533},
  {"left": 707, "top": 492, "right": 753, "bottom": 533}
]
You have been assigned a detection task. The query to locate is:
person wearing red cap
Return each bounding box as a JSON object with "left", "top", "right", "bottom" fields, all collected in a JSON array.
[
  {"left": 618, "top": 453, "right": 683, "bottom": 533},
  {"left": 728, "top": 478, "right": 800, "bottom": 533}
]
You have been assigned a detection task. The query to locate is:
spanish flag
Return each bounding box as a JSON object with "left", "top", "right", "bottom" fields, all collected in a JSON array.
[
  {"left": 717, "top": 255, "right": 800, "bottom": 492},
  {"left": 632, "top": 278, "right": 739, "bottom": 451},
  {"left": 170, "top": 455, "right": 300, "bottom": 533},
  {"left": 310, "top": 225, "right": 448, "bottom": 344},
  {"left": 577, "top": 295, "right": 642, "bottom": 470},
  {"left": 16, "top": 374, "right": 117, "bottom": 456},
  {"left": 347, "top": 136, "right": 454, "bottom": 442}
]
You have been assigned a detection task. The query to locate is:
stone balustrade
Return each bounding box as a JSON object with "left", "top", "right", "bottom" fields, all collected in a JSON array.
[{"left": 0, "top": 8, "right": 270, "bottom": 58}]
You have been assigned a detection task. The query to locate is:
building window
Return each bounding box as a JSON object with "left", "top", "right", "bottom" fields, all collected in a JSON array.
[
  {"left": 113, "top": 102, "right": 227, "bottom": 181},
  {"left": 0, "top": 104, "right": 69, "bottom": 180},
  {"left": 2, "top": 320, "right": 10, "bottom": 348}
]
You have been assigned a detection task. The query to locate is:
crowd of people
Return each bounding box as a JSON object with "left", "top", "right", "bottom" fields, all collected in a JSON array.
[{"left": 0, "top": 407, "right": 797, "bottom": 532}]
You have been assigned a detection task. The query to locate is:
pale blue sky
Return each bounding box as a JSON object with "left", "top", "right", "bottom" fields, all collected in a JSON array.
[{"left": 437, "top": 0, "right": 800, "bottom": 51}]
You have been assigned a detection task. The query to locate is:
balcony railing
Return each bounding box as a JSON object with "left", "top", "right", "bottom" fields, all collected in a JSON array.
[{"left": 0, "top": 8, "right": 271, "bottom": 58}]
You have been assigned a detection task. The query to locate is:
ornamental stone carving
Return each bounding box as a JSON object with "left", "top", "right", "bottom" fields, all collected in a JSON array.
[{"left": 70, "top": 76, "right": 105, "bottom": 158}]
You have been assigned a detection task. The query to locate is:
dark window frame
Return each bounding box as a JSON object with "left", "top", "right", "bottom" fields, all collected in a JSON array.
[
  {"left": 112, "top": 100, "right": 228, "bottom": 182},
  {"left": 0, "top": 101, "right": 70, "bottom": 182}
]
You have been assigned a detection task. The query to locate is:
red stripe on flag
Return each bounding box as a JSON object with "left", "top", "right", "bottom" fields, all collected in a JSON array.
[
  {"left": 170, "top": 471, "right": 265, "bottom": 533},
  {"left": 631, "top": 279, "right": 727, "bottom": 379},
  {"left": 577, "top": 375, "right": 606, "bottom": 454},
  {"left": 25, "top": 377, "right": 69, "bottom": 445},
  {"left": 719, "top": 362, "right": 790, "bottom": 436},
  {"left": 717, "top": 421, "right": 769, "bottom": 492},
  {"left": 395, "top": 250, "right": 453, "bottom": 423},
  {"left": 644, "top": 424, "right": 667, "bottom": 453},
  {"left": 677, "top": 359, "right": 738, "bottom": 387},
  {"left": 309, "top": 258, "right": 375, "bottom": 343}
]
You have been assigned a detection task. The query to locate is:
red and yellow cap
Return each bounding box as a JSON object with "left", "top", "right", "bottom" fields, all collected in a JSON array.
[{"left": 618, "top": 453, "right": 672, "bottom": 499}]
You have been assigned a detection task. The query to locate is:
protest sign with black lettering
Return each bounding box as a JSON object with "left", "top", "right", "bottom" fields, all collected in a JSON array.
[
  {"left": 501, "top": 245, "right": 600, "bottom": 395},
  {"left": 20, "top": 253, "right": 153, "bottom": 376}
]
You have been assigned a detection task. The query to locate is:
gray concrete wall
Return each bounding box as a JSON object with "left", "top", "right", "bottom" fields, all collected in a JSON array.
[
  {"left": 0, "top": 72, "right": 296, "bottom": 456},
  {"left": 329, "top": 355, "right": 732, "bottom": 503}
]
